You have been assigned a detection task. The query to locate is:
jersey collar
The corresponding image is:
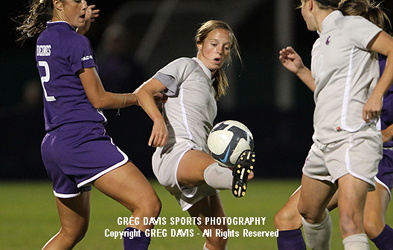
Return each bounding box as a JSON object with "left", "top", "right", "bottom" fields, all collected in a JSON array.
[
  {"left": 46, "top": 21, "right": 77, "bottom": 32},
  {"left": 192, "top": 57, "right": 214, "bottom": 81},
  {"left": 320, "top": 10, "right": 342, "bottom": 35}
]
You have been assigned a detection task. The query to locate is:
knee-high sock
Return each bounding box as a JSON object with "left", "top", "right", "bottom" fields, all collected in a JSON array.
[
  {"left": 343, "top": 234, "right": 369, "bottom": 250},
  {"left": 277, "top": 229, "right": 307, "bottom": 250},
  {"left": 302, "top": 210, "right": 332, "bottom": 250},
  {"left": 371, "top": 224, "right": 393, "bottom": 250},
  {"left": 204, "top": 163, "right": 232, "bottom": 190},
  {"left": 123, "top": 227, "right": 150, "bottom": 250}
]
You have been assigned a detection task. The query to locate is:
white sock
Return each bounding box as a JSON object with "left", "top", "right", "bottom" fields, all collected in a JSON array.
[
  {"left": 203, "top": 163, "right": 232, "bottom": 190},
  {"left": 343, "top": 234, "right": 369, "bottom": 250},
  {"left": 302, "top": 209, "right": 332, "bottom": 250}
]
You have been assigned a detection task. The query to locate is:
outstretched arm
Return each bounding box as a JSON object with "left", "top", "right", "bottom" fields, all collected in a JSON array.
[
  {"left": 79, "top": 67, "right": 138, "bottom": 109},
  {"left": 279, "top": 46, "right": 315, "bottom": 92}
]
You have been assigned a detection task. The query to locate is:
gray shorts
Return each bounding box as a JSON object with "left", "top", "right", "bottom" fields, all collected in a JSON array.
[
  {"left": 152, "top": 140, "right": 218, "bottom": 211},
  {"left": 303, "top": 128, "right": 382, "bottom": 191}
]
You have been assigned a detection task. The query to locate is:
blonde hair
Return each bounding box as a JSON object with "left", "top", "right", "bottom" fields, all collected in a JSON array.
[
  {"left": 16, "top": 0, "right": 56, "bottom": 44},
  {"left": 195, "top": 20, "right": 241, "bottom": 100}
]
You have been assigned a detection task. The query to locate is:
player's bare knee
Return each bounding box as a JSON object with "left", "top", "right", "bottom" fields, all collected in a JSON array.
[
  {"left": 363, "top": 216, "right": 384, "bottom": 239},
  {"left": 298, "top": 205, "right": 312, "bottom": 222},
  {"left": 274, "top": 209, "right": 302, "bottom": 230},
  {"left": 298, "top": 210, "right": 321, "bottom": 224},
  {"left": 339, "top": 214, "right": 359, "bottom": 236},
  {"left": 298, "top": 204, "right": 326, "bottom": 224},
  {"left": 137, "top": 196, "right": 162, "bottom": 218},
  {"left": 60, "top": 225, "right": 88, "bottom": 246}
]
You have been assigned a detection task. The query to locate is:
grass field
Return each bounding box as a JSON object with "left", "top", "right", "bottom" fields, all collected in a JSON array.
[{"left": 0, "top": 179, "right": 392, "bottom": 249}]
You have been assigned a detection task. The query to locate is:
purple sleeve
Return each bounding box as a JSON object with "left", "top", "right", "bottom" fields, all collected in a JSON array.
[
  {"left": 379, "top": 54, "right": 387, "bottom": 77},
  {"left": 70, "top": 36, "right": 96, "bottom": 73}
]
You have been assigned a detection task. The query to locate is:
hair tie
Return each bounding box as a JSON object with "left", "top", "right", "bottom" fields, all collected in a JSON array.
[{"left": 368, "top": 6, "right": 375, "bottom": 12}]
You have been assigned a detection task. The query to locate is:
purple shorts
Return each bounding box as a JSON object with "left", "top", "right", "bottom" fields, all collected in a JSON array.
[
  {"left": 376, "top": 148, "right": 393, "bottom": 195},
  {"left": 41, "top": 122, "right": 129, "bottom": 198}
]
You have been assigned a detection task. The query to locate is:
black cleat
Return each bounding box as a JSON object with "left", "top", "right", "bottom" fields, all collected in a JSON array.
[{"left": 232, "top": 150, "right": 255, "bottom": 198}]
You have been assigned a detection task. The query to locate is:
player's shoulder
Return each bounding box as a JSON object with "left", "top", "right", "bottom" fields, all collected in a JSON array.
[
  {"left": 62, "top": 30, "right": 89, "bottom": 44},
  {"left": 163, "top": 57, "right": 199, "bottom": 72},
  {"left": 334, "top": 14, "right": 375, "bottom": 32},
  {"left": 169, "top": 57, "right": 198, "bottom": 67}
]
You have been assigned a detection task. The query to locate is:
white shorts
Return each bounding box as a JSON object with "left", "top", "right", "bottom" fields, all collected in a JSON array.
[
  {"left": 152, "top": 140, "right": 218, "bottom": 211},
  {"left": 303, "top": 128, "right": 382, "bottom": 191}
]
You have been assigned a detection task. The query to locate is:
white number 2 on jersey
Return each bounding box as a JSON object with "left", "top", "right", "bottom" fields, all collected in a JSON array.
[{"left": 38, "top": 61, "right": 56, "bottom": 102}]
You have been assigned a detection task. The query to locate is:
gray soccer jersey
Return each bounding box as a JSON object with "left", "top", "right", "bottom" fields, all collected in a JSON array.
[
  {"left": 311, "top": 11, "right": 382, "bottom": 144},
  {"left": 154, "top": 57, "right": 217, "bottom": 152}
]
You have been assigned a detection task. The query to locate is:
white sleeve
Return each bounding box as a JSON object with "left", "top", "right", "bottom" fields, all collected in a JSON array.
[
  {"left": 153, "top": 72, "right": 178, "bottom": 97},
  {"left": 154, "top": 58, "right": 197, "bottom": 97}
]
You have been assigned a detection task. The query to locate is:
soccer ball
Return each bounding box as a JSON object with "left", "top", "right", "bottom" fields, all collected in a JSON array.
[{"left": 207, "top": 120, "right": 254, "bottom": 167}]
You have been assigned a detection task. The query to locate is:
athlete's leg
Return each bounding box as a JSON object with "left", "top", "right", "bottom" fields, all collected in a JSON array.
[
  {"left": 177, "top": 149, "right": 227, "bottom": 188},
  {"left": 42, "top": 191, "right": 90, "bottom": 250},
  {"left": 94, "top": 162, "right": 161, "bottom": 249},
  {"left": 298, "top": 174, "right": 336, "bottom": 250},
  {"left": 363, "top": 182, "right": 393, "bottom": 249},
  {"left": 337, "top": 174, "right": 369, "bottom": 249},
  {"left": 275, "top": 187, "right": 303, "bottom": 231},
  {"left": 364, "top": 182, "right": 389, "bottom": 238},
  {"left": 274, "top": 186, "right": 306, "bottom": 250},
  {"left": 94, "top": 161, "right": 161, "bottom": 231},
  {"left": 298, "top": 174, "right": 336, "bottom": 223},
  {"left": 177, "top": 150, "right": 254, "bottom": 191},
  {"left": 188, "top": 194, "right": 228, "bottom": 250}
]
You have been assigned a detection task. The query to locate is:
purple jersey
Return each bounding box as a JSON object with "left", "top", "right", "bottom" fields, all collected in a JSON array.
[
  {"left": 379, "top": 54, "right": 393, "bottom": 148},
  {"left": 36, "top": 21, "right": 106, "bottom": 132},
  {"left": 377, "top": 54, "right": 393, "bottom": 192}
]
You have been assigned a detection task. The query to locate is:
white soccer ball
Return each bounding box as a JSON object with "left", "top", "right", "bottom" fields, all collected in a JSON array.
[{"left": 207, "top": 120, "right": 254, "bottom": 168}]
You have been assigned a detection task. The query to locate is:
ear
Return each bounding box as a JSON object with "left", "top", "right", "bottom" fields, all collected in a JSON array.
[
  {"left": 196, "top": 40, "right": 202, "bottom": 50},
  {"left": 53, "top": 0, "right": 63, "bottom": 11},
  {"left": 309, "top": 0, "right": 314, "bottom": 11}
]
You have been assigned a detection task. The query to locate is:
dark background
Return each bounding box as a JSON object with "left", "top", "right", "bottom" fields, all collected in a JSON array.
[{"left": 1, "top": 0, "right": 392, "bottom": 181}]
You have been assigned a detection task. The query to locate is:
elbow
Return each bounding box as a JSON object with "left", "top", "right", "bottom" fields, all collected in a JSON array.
[
  {"left": 135, "top": 86, "right": 147, "bottom": 105},
  {"left": 90, "top": 98, "right": 108, "bottom": 109},
  {"left": 134, "top": 85, "right": 144, "bottom": 98}
]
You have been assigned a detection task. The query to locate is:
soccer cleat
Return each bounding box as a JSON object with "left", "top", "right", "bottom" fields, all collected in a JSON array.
[{"left": 232, "top": 150, "right": 255, "bottom": 198}]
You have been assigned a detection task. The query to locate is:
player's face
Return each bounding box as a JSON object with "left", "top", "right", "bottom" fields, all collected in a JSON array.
[
  {"left": 55, "top": 0, "right": 88, "bottom": 28},
  {"left": 197, "top": 29, "right": 232, "bottom": 76}
]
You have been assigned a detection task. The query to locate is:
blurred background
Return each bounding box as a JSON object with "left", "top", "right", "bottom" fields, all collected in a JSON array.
[{"left": 1, "top": 0, "right": 392, "bottom": 181}]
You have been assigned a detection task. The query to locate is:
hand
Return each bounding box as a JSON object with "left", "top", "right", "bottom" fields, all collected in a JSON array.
[
  {"left": 363, "top": 95, "right": 382, "bottom": 123},
  {"left": 149, "top": 118, "right": 168, "bottom": 147},
  {"left": 77, "top": 5, "right": 100, "bottom": 35},
  {"left": 279, "top": 46, "right": 305, "bottom": 75}
]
